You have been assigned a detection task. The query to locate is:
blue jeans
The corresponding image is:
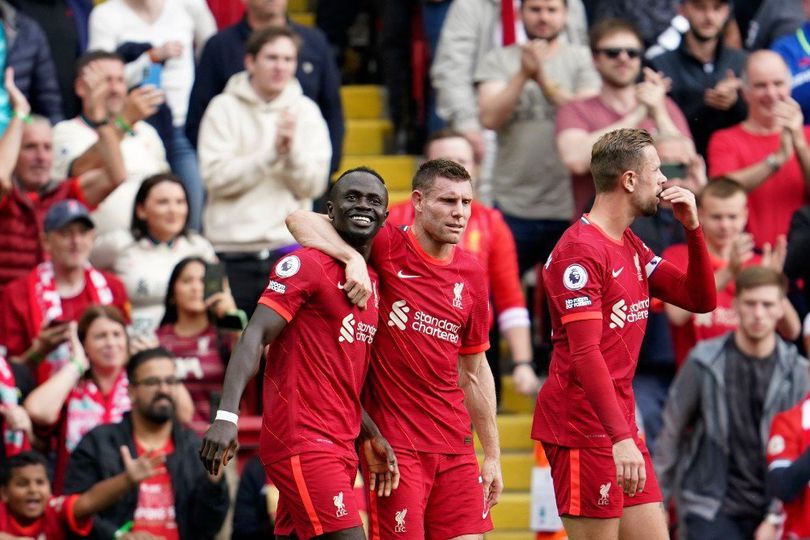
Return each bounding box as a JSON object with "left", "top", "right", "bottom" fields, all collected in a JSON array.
[
  {"left": 632, "top": 373, "right": 673, "bottom": 455},
  {"left": 169, "top": 126, "right": 204, "bottom": 232}
]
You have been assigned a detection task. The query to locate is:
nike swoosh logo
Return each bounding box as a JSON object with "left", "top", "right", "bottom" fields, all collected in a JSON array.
[
  {"left": 397, "top": 271, "right": 421, "bottom": 279},
  {"left": 337, "top": 282, "right": 345, "bottom": 289},
  {"left": 482, "top": 507, "right": 490, "bottom": 519},
  {"left": 612, "top": 267, "right": 624, "bottom": 278}
]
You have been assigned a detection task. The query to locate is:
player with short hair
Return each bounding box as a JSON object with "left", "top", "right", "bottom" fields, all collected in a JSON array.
[
  {"left": 200, "top": 168, "right": 397, "bottom": 540},
  {"left": 286, "top": 159, "right": 502, "bottom": 540},
  {"left": 536, "top": 128, "right": 716, "bottom": 539}
]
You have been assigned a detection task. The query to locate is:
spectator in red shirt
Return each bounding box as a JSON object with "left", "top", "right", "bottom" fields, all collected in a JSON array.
[
  {"left": 157, "top": 256, "right": 243, "bottom": 423},
  {"left": 663, "top": 178, "right": 800, "bottom": 366},
  {"left": 707, "top": 50, "right": 810, "bottom": 248},
  {"left": 0, "top": 450, "right": 164, "bottom": 540},
  {"left": 0, "top": 63, "right": 127, "bottom": 286},
  {"left": 23, "top": 307, "right": 194, "bottom": 495},
  {"left": 386, "top": 130, "right": 538, "bottom": 396},
  {"left": 0, "top": 200, "right": 129, "bottom": 383}
]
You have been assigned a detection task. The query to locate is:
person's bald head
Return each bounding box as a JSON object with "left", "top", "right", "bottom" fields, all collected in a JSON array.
[{"left": 742, "top": 50, "right": 792, "bottom": 121}]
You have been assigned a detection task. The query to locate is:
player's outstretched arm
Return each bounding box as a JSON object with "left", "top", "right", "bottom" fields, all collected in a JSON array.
[
  {"left": 199, "top": 306, "right": 287, "bottom": 476},
  {"left": 459, "top": 352, "right": 503, "bottom": 510},
  {"left": 360, "top": 411, "right": 400, "bottom": 497},
  {"left": 286, "top": 210, "right": 372, "bottom": 308}
]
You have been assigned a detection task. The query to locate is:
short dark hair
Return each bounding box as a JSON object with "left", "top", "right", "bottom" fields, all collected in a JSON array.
[
  {"left": 131, "top": 173, "right": 190, "bottom": 240},
  {"left": 1, "top": 452, "right": 49, "bottom": 486},
  {"left": 589, "top": 18, "right": 643, "bottom": 53},
  {"left": 411, "top": 159, "right": 471, "bottom": 192},
  {"left": 698, "top": 178, "right": 746, "bottom": 206},
  {"left": 246, "top": 26, "right": 301, "bottom": 57},
  {"left": 76, "top": 50, "right": 124, "bottom": 77},
  {"left": 127, "top": 347, "right": 174, "bottom": 383},
  {"left": 590, "top": 128, "right": 654, "bottom": 193},
  {"left": 735, "top": 266, "right": 787, "bottom": 297},
  {"left": 78, "top": 305, "right": 127, "bottom": 346},
  {"left": 330, "top": 166, "right": 386, "bottom": 199},
  {"left": 160, "top": 256, "right": 208, "bottom": 327}
]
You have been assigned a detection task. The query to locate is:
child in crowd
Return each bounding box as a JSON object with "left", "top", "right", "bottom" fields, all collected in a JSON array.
[{"left": 0, "top": 450, "right": 162, "bottom": 539}]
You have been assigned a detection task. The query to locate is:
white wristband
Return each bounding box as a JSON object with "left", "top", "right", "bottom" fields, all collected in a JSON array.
[{"left": 215, "top": 410, "right": 239, "bottom": 425}]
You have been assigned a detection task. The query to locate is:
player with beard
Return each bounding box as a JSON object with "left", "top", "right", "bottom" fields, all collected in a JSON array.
[
  {"left": 286, "top": 160, "right": 501, "bottom": 540},
  {"left": 63, "top": 348, "right": 230, "bottom": 540},
  {"left": 475, "top": 0, "right": 600, "bottom": 276},
  {"left": 200, "top": 168, "right": 397, "bottom": 540},
  {"left": 536, "top": 128, "right": 716, "bottom": 540}
]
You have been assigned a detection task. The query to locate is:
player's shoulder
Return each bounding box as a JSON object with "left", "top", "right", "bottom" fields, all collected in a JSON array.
[
  {"left": 274, "top": 248, "right": 335, "bottom": 278},
  {"left": 552, "top": 219, "right": 608, "bottom": 258}
]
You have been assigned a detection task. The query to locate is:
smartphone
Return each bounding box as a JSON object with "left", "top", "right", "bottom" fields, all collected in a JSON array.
[
  {"left": 46, "top": 318, "right": 69, "bottom": 328},
  {"left": 142, "top": 63, "right": 162, "bottom": 89},
  {"left": 660, "top": 162, "right": 688, "bottom": 180},
  {"left": 204, "top": 262, "right": 225, "bottom": 300}
]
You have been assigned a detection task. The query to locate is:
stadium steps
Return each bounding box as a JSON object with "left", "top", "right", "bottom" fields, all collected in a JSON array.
[
  {"left": 288, "top": 0, "right": 314, "bottom": 26},
  {"left": 339, "top": 85, "right": 415, "bottom": 202}
]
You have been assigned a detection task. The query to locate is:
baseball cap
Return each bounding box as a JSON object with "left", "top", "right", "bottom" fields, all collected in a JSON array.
[{"left": 44, "top": 199, "right": 95, "bottom": 233}]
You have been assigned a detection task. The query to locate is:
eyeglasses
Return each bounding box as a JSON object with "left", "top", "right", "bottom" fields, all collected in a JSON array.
[
  {"left": 596, "top": 47, "right": 642, "bottom": 60},
  {"left": 132, "top": 377, "right": 180, "bottom": 388}
]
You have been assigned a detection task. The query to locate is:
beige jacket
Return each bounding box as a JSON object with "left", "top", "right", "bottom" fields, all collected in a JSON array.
[{"left": 198, "top": 71, "right": 331, "bottom": 251}]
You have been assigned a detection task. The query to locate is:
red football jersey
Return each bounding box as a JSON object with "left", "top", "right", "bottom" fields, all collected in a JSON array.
[
  {"left": 364, "top": 224, "right": 490, "bottom": 454},
  {"left": 534, "top": 216, "right": 661, "bottom": 448},
  {"left": 258, "top": 248, "right": 380, "bottom": 464},
  {"left": 767, "top": 394, "right": 810, "bottom": 539},
  {"left": 0, "top": 495, "right": 92, "bottom": 539}
]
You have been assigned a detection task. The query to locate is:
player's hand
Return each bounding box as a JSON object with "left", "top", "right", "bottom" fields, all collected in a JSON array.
[
  {"left": 659, "top": 185, "right": 699, "bottom": 230},
  {"left": 774, "top": 98, "right": 805, "bottom": 138},
  {"left": 344, "top": 253, "right": 372, "bottom": 309},
  {"left": 121, "top": 445, "right": 166, "bottom": 484},
  {"left": 704, "top": 69, "right": 741, "bottom": 111},
  {"left": 362, "top": 437, "right": 400, "bottom": 497},
  {"left": 512, "top": 363, "right": 540, "bottom": 396},
  {"left": 275, "top": 109, "right": 296, "bottom": 156},
  {"left": 199, "top": 419, "right": 238, "bottom": 476},
  {"left": 481, "top": 455, "right": 503, "bottom": 512},
  {"left": 153, "top": 40, "right": 183, "bottom": 61},
  {"left": 32, "top": 321, "right": 72, "bottom": 359},
  {"left": 0, "top": 532, "right": 36, "bottom": 540},
  {"left": 612, "top": 438, "right": 645, "bottom": 496}
]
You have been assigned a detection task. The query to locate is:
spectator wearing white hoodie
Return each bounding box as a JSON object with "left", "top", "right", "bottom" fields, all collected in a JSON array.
[{"left": 197, "top": 26, "right": 331, "bottom": 314}]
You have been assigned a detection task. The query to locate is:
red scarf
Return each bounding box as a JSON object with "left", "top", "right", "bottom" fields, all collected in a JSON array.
[
  {"left": 65, "top": 370, "right": 130, "bottom": 452},
  {"left": 26, "top": 262, "right": 113, "bottom": 381}
]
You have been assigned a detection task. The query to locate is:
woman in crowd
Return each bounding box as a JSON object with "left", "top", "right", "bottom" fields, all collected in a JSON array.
[
  {"left": 157, "top": 257, "right": 245, "bottom": 424},
  {"left": 92, "top": 173, "right": 216, "bottom": 336},
  {"left": 23, "top": 306, "right": 193, "bottom": 494}
]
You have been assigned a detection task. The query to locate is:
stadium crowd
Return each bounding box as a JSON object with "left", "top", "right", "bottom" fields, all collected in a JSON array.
[{"left": 1, "top": 0, "right": 810, "bottom": 537}]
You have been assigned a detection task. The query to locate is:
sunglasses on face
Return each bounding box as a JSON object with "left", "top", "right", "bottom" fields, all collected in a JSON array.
[{"left": 596, "top": 47, "right": 643, "bottom": 60}]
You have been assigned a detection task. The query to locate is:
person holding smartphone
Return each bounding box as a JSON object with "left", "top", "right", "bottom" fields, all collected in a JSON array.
[{"left": 156, "top": 257, "right": 245, "bottom": 424}]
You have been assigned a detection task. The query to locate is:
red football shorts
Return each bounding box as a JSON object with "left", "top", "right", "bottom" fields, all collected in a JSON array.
[
  {"left": 542, "top": 438, "right": 662, "bottom": 519},
  {"left": 363, "top": 448, "right": 493, "bottom": 540},
  {"left": 264, "top": 452, "right": 364, "bottom": 539}
]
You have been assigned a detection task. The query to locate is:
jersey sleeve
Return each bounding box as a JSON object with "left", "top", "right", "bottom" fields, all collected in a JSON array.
[
  {"left": 768, "top": 408, "right": 803, "bottom": 470},
  {"left": 257, "top": 251, "right": 321, "bottom": 322},
  {"left": 488, "top": 209, "right": 528, "bottom": 321},
  {"left": 53, "top": 494, "right": 93, "bottom": 536},
  {"left": 543, "top": 242, "right": 605, "bottom": 325},
  {"left": 459, "top": 267, "right": 491, "bottom": 355}
]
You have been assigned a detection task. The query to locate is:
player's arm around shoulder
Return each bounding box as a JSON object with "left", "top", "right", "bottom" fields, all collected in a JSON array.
[{"left": 459, "top": 351, "right": 502, "bottom": 509}]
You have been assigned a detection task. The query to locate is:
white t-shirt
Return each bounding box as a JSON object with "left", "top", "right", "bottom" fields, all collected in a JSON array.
[
  {"left": 88, "top": 0, "right": 216, "bottom": 126},
  {"left": 51, "top": 117, "right": 169, "bottom": 236}
]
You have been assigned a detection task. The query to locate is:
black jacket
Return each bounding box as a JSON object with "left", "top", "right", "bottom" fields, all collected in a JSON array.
[
  {"left": 185, "top": 17, "right": 344, "bottom": 172},
  {"left": 63, "top": 413, "right": 229, "bottom": 540},
  {"left": 2, "top": 0, "right": 62, "bottom": 123}
]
